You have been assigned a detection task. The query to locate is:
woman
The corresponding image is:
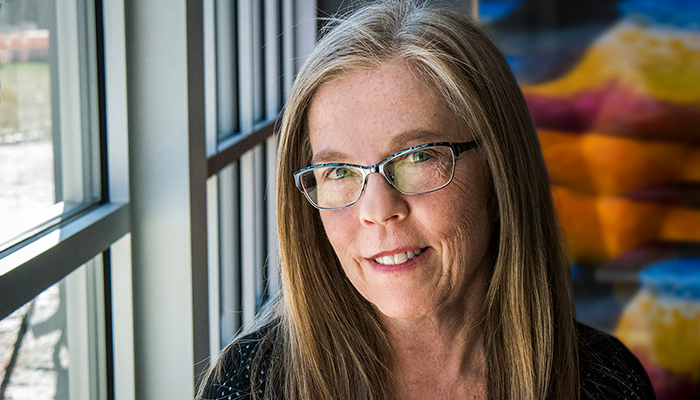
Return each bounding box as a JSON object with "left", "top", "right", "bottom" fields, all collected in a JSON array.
[{"left": 198, "top": 1, "right": 656, "bottom": 399}]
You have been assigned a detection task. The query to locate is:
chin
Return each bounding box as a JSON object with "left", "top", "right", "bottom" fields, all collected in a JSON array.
[{"left": 368, "top": 291, "right": 436, "bottom": 320}]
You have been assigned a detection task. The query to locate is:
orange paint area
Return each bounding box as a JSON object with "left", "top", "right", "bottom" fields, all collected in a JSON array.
[{"left": 521, "top": 22, "right": 700, "bottom": 262}]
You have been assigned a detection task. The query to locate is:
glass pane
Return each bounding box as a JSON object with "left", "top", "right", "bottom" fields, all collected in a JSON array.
[
  {"left": 0, "top": 0, "right": 100, "bottom": 250},
  {"left": 0, "top": 256, "right": 107, "bottom": 400},
  {"left": 483, "top": 0, "right": 700, "bottom": 398},
  {"left": 214, "top": 0, "right": 240, "bottom": 143}
]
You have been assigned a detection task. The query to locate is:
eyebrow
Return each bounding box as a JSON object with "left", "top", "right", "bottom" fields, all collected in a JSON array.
[
  {"left": 312, "top": 149, "right": 348, "bottom": 164},
  {"left": 388, "top": 129, "right": 443, "bottom": 149},
  {"left": 311, "top": 129, "right": 443, "bottom": 164}
]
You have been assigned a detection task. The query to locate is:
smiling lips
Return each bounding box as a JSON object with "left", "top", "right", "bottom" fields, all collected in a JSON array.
[{"left": 373, "top": 248, "right": 424, "bottom": 265}]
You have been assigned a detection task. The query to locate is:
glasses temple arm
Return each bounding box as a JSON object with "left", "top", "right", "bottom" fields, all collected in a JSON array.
[{"left": 453, "top": 139, "right": 481, "bottom": 157}]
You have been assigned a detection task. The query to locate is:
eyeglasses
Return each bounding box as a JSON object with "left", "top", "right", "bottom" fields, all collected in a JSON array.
[{"left": 293, "top": 141, "right": 480, "bottom": 210}]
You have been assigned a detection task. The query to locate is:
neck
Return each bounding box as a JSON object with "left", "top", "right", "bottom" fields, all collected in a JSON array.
[
  {"left": 383, "top": 286, "right": 488, "bottom": 399},
  {"left": 393, "top": 316, "right": 483, "bottom": 365}
]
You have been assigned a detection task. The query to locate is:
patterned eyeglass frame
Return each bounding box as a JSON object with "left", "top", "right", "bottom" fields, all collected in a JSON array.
[{"left": 293, "top": 140, "right": 481, "bottom": 210}]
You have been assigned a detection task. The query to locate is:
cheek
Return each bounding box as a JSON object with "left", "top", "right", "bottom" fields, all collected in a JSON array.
[
  {"left": 429, "top": 174, "right": 494, "bottom": 260},
  {"left": 446, "top": 208, "right": 492, "bottom": 265},
  {"left": 319, "top": 209, "right": 358, "bottom": 261}
]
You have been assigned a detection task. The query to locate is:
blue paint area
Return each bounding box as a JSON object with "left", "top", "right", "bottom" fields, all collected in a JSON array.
[
  {"left": 640, "top": 258, "right": 700, "bottom": 299},
  {"left": 617, "top": 0, "right": 700, "bottom": 27},
  {"left": 479, "top": 0, "right": 523, "bottom": 23},
  {"left": 571, "top": 265, "right": 580, "bottom": 279},
  {"left": 505, "top": 55, "right": 522, "bottom": 76},
  {"left": 504, "top": 53, "right": 572, "bottom": 84}
]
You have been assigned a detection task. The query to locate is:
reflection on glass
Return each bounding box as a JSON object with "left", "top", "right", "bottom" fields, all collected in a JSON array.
[{"left": 0, "top": 256, "right": 106, "bottom": 400}]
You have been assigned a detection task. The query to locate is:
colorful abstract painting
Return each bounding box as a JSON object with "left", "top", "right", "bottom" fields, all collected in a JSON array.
[{"left": 485, "top": 0, "right": 700, "bottom": 397}]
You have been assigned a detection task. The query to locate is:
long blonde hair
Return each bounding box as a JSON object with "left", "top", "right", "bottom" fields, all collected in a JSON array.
[{"left": 202, "top": 1, "right": 578, "bottom": 399}]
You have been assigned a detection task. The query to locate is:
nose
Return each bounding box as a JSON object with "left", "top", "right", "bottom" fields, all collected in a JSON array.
[{"left": 357, "top": 172, "right": 408, "bottom": 226}]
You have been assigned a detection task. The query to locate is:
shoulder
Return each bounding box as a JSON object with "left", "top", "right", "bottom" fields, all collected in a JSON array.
[
  {"left": 577, "top": 322, "right": 657, "bottom": 400},
  {"left": 199, "top": 323, "right": 278, "bottom": 400}
]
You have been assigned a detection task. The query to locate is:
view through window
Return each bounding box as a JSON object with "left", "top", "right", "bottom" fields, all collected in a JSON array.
[{"left": 0, "top": 0, "right": 101, "bottom": 252}]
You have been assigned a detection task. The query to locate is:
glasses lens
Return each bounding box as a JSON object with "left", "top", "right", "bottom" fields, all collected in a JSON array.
[
  {"left": 385, "top": 146, "right": 455, "bottom": 194},
  {"left": 300, "top": 166, "right": 363, "bottom": 208}
]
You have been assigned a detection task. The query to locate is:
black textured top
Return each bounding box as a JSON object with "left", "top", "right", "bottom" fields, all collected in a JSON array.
[{"left": 199, "top": 322, "right": 656, "bottom": 400}]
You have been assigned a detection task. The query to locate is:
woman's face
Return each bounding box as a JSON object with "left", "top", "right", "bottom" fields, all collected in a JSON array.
[{"left": 307, "top": 60, "right": 494, "bottom": 321}]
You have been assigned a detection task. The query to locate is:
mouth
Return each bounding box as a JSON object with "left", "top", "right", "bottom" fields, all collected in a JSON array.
[{"left": 371, "top": 247, "right": 429, "bottom": 266}]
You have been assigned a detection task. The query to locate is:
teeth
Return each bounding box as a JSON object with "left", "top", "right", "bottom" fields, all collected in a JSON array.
[
  {"left": 394, "top": 252, "right": 408, "bottom": 264},
  {"left": 374, "top": 249, "right": 423, "bottom": 265}
]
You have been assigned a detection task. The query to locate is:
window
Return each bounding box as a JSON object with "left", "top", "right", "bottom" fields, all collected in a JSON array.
[
  {"left": 1, "top": 0, "right": 319, "bottom": 397},
  {"left": 0, "top": 255, "right": 108, "bottom": 399},
  {"left": 204, "top": 0, "right": 297, "bottom": 351},
  {"left": 0, "top": 0, "right": 102, "bottom": 252},
  {"left": 0, "top": 1, "right": 129, "bottom": 398}
]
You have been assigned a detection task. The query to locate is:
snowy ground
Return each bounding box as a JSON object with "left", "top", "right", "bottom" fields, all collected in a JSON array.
[{"left": 0, "top": 142, "right": 63, "bottom": 399}]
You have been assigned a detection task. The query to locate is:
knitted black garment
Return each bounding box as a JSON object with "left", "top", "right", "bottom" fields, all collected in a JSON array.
[{"left": 199, "top": 322, "right": 657, "bottom": 400}]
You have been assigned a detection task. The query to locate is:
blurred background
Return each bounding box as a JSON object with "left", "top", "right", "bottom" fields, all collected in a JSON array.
[{"left": 479, "top": 1, "right": 700, "bottom": 398}]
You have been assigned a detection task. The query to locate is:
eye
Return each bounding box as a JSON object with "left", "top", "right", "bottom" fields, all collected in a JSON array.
[
  {"left": 325, "top": 167, "right": 356, "bottom": 180},
  {"left": 409, "top": 150, "right": 431, "bottom": 163}
]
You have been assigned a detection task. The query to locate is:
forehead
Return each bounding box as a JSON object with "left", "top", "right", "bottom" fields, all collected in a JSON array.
[{"left": 307, "top": 61, "right": 464, "bottom": 163}]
